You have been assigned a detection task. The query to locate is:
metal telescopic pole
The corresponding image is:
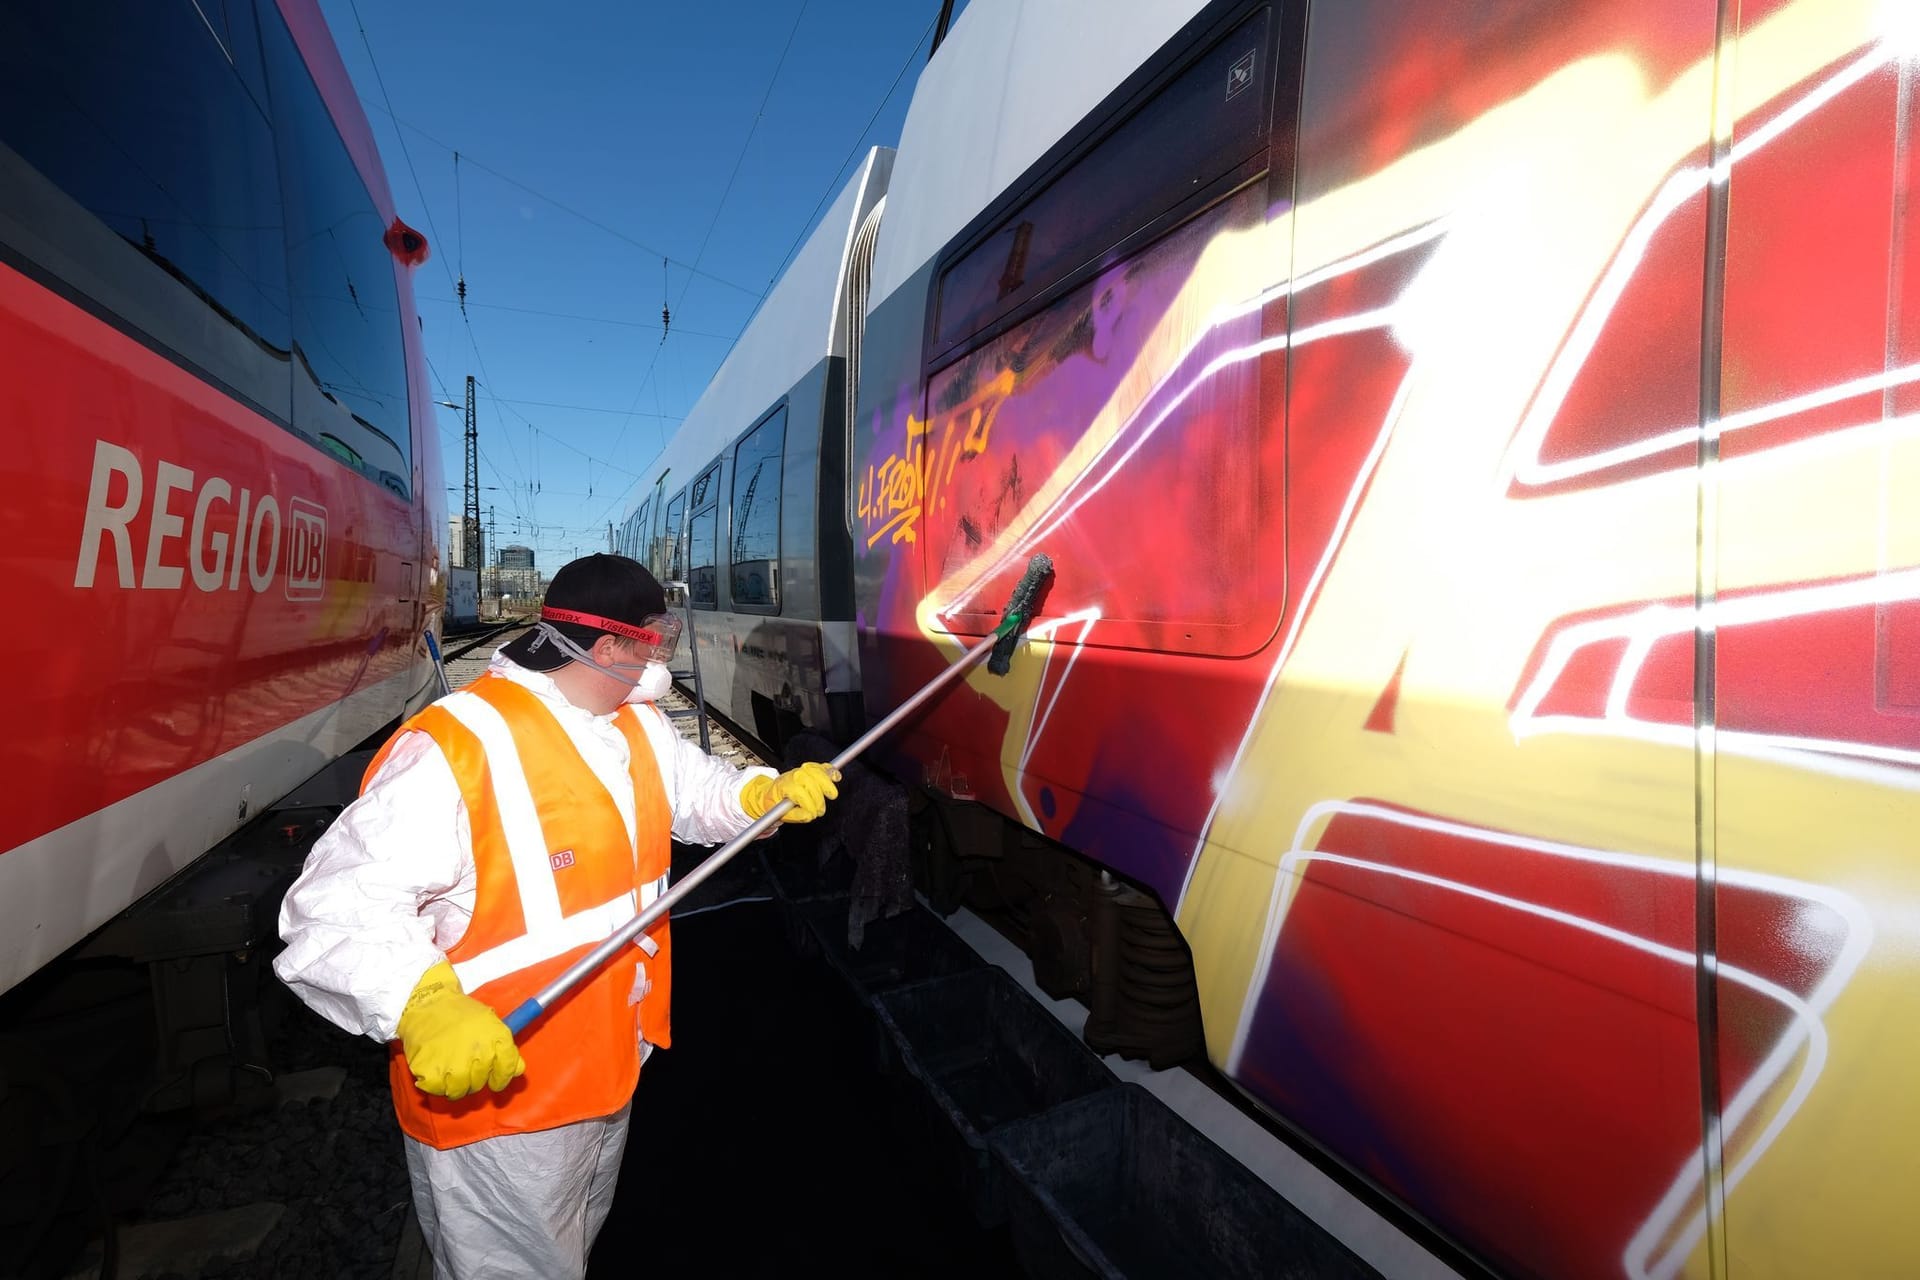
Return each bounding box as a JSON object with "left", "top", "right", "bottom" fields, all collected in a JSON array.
[{"left": 504, "top": 626, "right": 1003, "bottom": 1036}]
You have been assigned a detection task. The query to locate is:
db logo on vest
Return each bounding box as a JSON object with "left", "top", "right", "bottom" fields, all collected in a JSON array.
[{"left": 549, "top": 850, "right": 576, "bottom": 871}]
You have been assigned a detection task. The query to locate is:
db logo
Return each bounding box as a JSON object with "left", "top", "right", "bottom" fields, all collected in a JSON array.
[
  {"left": 286, "top": 499, "right": 327, "bottom": 600},
  {"left": 549, "top": 849, "right": 576, "bottom": 871}
]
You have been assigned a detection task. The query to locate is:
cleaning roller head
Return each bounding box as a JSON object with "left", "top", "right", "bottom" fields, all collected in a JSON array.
[{"left": 987, "top": 553, "right": 1055, "bottom": 675}]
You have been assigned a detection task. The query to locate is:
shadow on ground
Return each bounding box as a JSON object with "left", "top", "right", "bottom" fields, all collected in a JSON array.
[{"left": 588, "top": 844, "right": 1018, "bottom": 1278}]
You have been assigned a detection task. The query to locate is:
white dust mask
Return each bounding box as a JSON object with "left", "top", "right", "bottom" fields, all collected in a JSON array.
[{"left": 623, "top": 662, "right": 674, "bottom": 704}]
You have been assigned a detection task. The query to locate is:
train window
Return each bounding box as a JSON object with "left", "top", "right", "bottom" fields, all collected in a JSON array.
[
  {"left": 691, "top": 467, "right": 718, "bottom": 512},
  {"left": 663, "top": 489, "right": 686, "bottom": 586},
  {"left": 0, "top": 0, "right": 291, "bottom": 419},
  {"left": 920, "top": 180, "right": 1278, "bottom": 657},
  {"left": 730, "top": 407, "right": 785, "bottom": 613},
  {"left": 647, "top": 496, "right": 668, "bottom": 581},
  {"left": 688, "top": 509, "right": 719, "bottom": 610},
  {"left": 263, "top": 10, "right": 412, "bottom": 497},
  {"left": 933, "top": 8, "right": 1271, "bottom": 353},
  {"left": 688, "top": 462, "right": 722, "bottom": 611},
  {"left": 637, "top": 498, "right": 660, "bottom": 560}
]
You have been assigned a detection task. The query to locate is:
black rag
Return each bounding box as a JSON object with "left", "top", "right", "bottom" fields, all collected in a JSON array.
[{"left": 781, "top": 731, "right": 913, "bottom": 948}]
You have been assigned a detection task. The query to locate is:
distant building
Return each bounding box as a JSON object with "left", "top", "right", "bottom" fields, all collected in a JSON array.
[
  {"left": 499, "top": 544, "right": 535, "bottom": 571},
  {"left": 494, "top": 567, "right": 540, "bottom": 599},
  {"left": 448, "top": 516, "right": 479, "bottom": 569}
]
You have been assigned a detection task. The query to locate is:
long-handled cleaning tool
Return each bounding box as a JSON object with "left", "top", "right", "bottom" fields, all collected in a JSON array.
[{"left": 503, "top": 552, "right": 1055, "bottom": 1037}]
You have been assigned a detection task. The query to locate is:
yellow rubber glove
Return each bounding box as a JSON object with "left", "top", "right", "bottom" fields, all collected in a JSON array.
[
  {"left": 395, "top": 960, "right": 526, "bottom": 1100},
  {"left": 739, "top": 762, "right": 841, "bottom": 823}
]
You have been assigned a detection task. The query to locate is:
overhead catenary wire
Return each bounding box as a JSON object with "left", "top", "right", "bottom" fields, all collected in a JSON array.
[
  {"left": 425, "top": 355, "right": 533, "bottom": 503},
  {"left": 454, "top": 150, "right": 467, "bottom": 316},
  {"left": 465, "top": 392, "right": 684, "bottom": 422},
  {"left": 588, "top": 8, "right": 935, "bottom": 539},
  {"left": 422, "top": 296, "right": 702, "bottom": 513},
  {"left": 426, "top": 357, "right": 521, "bottom": 509},
  {"left": 364, "top": 5, "right": 927, "bottom": 568},
  {"left": 363, "top": 103, "right": 763, "bottom": 298},
  {"left": 757, "top": 12, "right": 936, "bottom": 307},
  {"left": 603, "top": 0, "right": 811, "bottom": 472},
  {"left": 346, "top": 0, "right": 457, "bottom": 308},
  {"left": 423, "top": 352, "right": 458, "bottom": 407},
  {"left": 678, "top": 0, "right": 811, "bottom": 300},
  {"left": 416, "top": 296, "right": 733, "bottom": 339},
  {"left": 424, "top": 366, "right": 529, "bottom": 520},
  {"left": 347, "top": 1, "right": 624, "bottom": 550},
  {"left": 349, "top": 0, "right": 550, "bottom": 542},
  {"left": 423, "top": 356, "right": 515, "bottom": 507}
]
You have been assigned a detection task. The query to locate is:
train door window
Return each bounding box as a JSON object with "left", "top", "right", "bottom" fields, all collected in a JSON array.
[
  {"left": 916, "top": 8, "right": 1289, "bottom": 657},
  {"left": 263, "top": 11, "right": 412, "bottom": 499},
  {"left": 663, "top": 489, "right": 687, "bottom": 586},
  {"left": 730, "top": 406, "right": 786, "bottom": 613},
  {"left": 933, "top": 8, "right": 1272, "bottom": 354},
  {"left": 0, "top": 0, "right": 291, "bottom": 421},
  {"left": 687, "top": 462, "right": 722, "bottom": 610}
]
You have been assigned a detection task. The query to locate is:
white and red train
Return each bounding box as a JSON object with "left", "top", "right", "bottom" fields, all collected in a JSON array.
[
  {"left": 0, "top": 1, "right": 445, "bottom": 995},
  {"left": 627, "top": 1, "right": 1920, "bottom": 1276}
]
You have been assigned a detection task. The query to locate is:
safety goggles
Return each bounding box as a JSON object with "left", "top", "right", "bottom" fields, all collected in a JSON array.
[{"left": 540, "top": 606, "right": 683, "bottom": 665}]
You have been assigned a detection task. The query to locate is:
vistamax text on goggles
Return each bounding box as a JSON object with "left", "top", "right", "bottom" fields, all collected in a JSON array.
[{"left": 524, "top": 606, "right": 683, "bottom": 676}]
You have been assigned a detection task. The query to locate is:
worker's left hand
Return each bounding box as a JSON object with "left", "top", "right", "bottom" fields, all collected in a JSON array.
[{"left": 740, "top": 762, "right": 841, "bottom": 823}]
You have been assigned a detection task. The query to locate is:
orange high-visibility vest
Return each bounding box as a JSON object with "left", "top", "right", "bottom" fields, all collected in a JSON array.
[{"left": 368, "top": 673, "right": 674, "bottom": 1150}]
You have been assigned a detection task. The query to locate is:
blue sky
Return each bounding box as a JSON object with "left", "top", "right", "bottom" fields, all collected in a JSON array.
[{"left": 318, "top": 0, "right": 937, "bottom": 569}]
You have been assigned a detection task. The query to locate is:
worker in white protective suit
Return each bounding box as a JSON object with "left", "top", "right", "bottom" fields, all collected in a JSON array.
[{"left": 274, "top": 553, "right": 839, "bottom": 1280}]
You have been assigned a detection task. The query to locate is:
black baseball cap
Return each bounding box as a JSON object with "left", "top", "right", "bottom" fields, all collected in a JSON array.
[{"left": 498, "top": 554, "right": 669, "bottom": 673}]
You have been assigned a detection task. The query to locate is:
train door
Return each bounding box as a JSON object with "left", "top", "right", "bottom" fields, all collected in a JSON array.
[
  {"left": 1184, "top": 1, "right": 1735, "bottom": 1276},
  {"left": 683, "top": 460, "right": 732, "bottom": 724},
  {"left": 873, "top": 4, "right": 1294, "bottom": 856},
  {"left": 727, "top": 407, "right": 797, "bottom": 746},
  {"left": 1703, "top": 11, "right": 1920, "bottom": 1278}
]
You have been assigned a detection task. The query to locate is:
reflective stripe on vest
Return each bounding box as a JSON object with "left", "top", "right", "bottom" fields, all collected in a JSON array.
[
  {"left": 374, "top": 674, "right": 674, "bottom": 1150},
  {"left": 450, "top": 871, "right": 671, "bottom": 990}
]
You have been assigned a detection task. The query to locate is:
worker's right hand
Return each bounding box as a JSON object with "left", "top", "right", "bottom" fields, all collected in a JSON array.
[{"left": 395, "top": 960, "right": 525, "bottom": 1100}]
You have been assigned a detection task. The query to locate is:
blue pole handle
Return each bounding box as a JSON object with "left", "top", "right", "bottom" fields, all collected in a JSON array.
[
  {"left": 423, "top": 628, "right": 452, "bottom": 697},
  {"left": 504, "top": 998, "right": 542, "bottom": 1036}
]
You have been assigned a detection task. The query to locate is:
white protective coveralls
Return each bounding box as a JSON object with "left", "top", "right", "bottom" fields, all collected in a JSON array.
[{"left": 274, "top": 653, "right": 774, "bottom": 1279}]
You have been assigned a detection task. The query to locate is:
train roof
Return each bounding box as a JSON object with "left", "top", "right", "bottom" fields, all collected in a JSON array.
[
  {"left": 867, "top": 0, "right": 1208, "bottom": 308},
  {"left": 637, "top": 146, "right": 893, "bottom": 496}
]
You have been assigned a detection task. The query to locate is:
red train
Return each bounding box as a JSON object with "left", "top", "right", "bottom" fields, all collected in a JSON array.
[{"left": 0, "top": 0, "right": 445, "bottom": 996}]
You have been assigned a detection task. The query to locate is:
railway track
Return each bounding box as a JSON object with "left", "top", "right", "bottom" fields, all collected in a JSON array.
[{"left": 29, "top": 625, "right": 775, "bottom": 1280}]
